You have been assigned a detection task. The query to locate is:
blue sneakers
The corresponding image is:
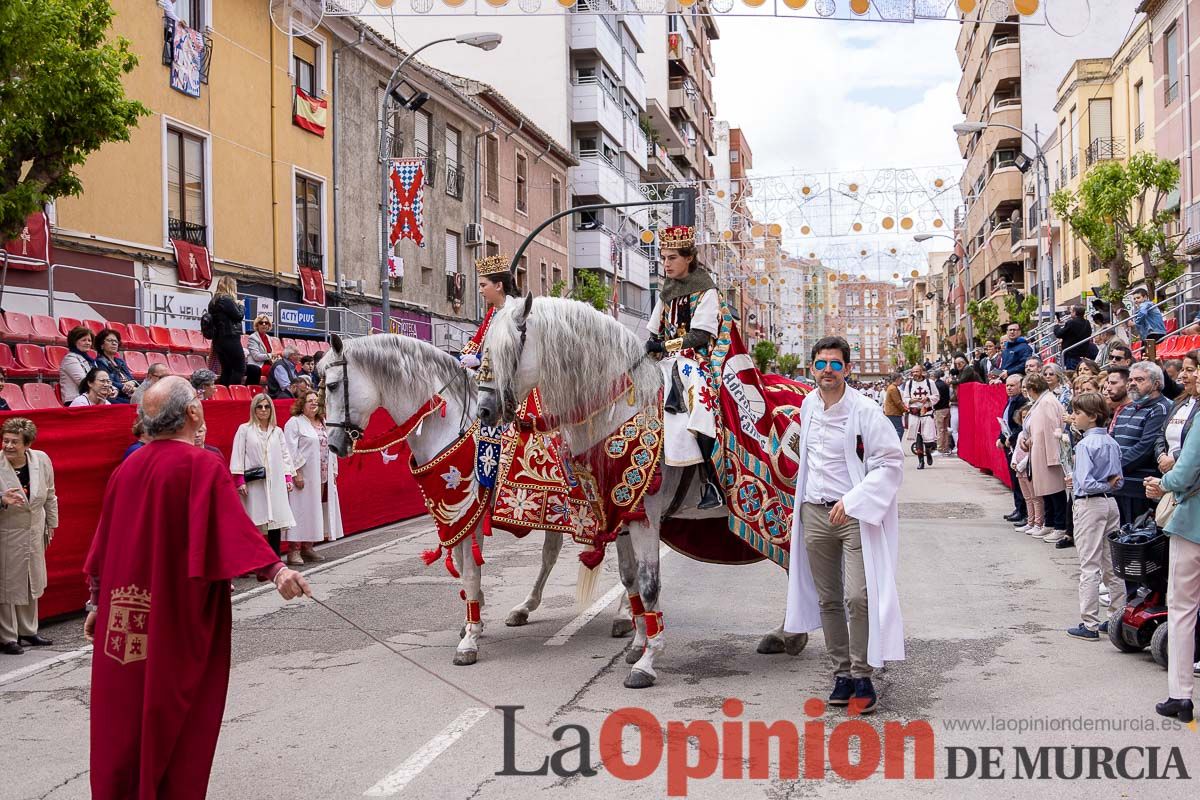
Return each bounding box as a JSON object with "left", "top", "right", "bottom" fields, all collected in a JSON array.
[
  {"left": 1067, "top": 624, "right": 1100, "bottom": 641},
  {"left": 828, "top": 676, "right": 853, "bottom": 707},
  {"left": 851, "top": 677, "right": 878, "bottom": 714}
]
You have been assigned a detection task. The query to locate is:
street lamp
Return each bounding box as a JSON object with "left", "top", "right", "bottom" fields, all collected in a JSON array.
[
  {"left": 952, "top": 120, "right": 1054, "bottom": 325},
  {"left": 379, "top": 33, "right": 502, "bottom": 331}
]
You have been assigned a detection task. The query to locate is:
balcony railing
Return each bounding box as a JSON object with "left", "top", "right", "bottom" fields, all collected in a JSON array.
[
  {"left": 1072, "top": 257, "right": 1080, "bottom": 280},
  {"left": 1010, "top": 219, "right": 1022, "bottom": 248},
  {"left": 414, "top": 145, "right": 437, "bottom": 188},
  {"left": 1060, "top": 166, "right": 1068, "bottom": 186},
  {"left": 1166, "top": 81, "right": 1179, "bottom": 105},
  {"left": 1085, "top": 137, "right": 1125, "bottom": 166},
  {"left": 445, "top": 163, "right": 464, "bottom": 200},
  {"left": 161, "top": 15, "right": 213, "bottom": 85},
  {"left": 168, "top": 218, "right": 207, "bottom": 247},
  {"left": 992, "top": 96, "right": 1021, "bottom": 110},
  {"left": 298, "top": 249, "right": 323, "bottom": 270},
  {"left": 1069, "top": 156, "right": 1078, "bottom": 178},
  {"left": 989, "top": 35, "right": 1019, "bottom": 51},
  {"left": 1089, "top": 255, "right": 1101, "bottom": 273},
  {"left": 1134, "top": 122, "right": 1145, "bottom": 142}
]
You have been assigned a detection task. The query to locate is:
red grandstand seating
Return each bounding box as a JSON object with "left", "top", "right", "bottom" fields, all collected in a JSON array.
[
  {"left": 0, "top": 314, "right": 25, "bottom": 342},
  {"left": 169, "top": 328, "right": 193, "bottom": 353},
  {"left": 186, "top": 329, "right": 210, "bottom": 354},
  {"left": 0, "top": 382, "right": 30, "bottom": 411},
  {"left": 125, "top": 324, "right": 154, "bottom": 349},
  {"left": 23, "top": 383, "right": 60, "bottom": 409},
  {"left": 166, "top": 353, "right": 190, "bottom": 375},
  {"left": 108, "top": 322, "right": 130, "bottom": 342},
  {"left": 149, "top": 326, "right": 177, "bottom": 352},
  {"left": 209, "top": 385, "right": 232, "bottom": 401},
  {"left": 186, "top": 355, "right": 208, "bottom": 374},
  {"left": 58, "top": 317, "right": 83, "bottom": 338},
  {"left": 31, "top": 315, "right": 63, "bottom": 345},
  {"left": 269, "top": 336, "right": 283, "bottom": 353},
  {"left": 5, "top": 313, "right": 37, "bottom": 342},
  {"left": 44, "top": 346, "right": 67, "bottom": 374},
  {"left": 16, "top": 344, "right": 54, "bottom": 378},
  {"left": 228, "top": 384, "right": 253, "bottom": 402},
  {"left": 83, "top": 319, "right": 105, "bottom": 335},
  {"left": 144, "top": 352, "right": 167, "bottom": 373},
  {"left": 0, "top": 343, "right": 39, "bottom": 379},
  {"left": 124, "top": 351, "right": 149, "bottom": 380}
]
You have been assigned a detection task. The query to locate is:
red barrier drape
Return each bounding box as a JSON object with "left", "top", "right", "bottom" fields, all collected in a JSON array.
[
  {"left": 956, "top": 383, "right": 1012, "bottom": 488},
  {"left": 6, "top": 402, "right": 425, "bottom": 619}
]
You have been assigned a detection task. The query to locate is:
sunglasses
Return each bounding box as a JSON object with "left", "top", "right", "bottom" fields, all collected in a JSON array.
[{"left": 814, "top": 359, "right": 845, "bottom": 372}]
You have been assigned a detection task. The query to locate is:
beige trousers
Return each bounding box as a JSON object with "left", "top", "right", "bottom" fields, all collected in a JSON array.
[
  {"left": 1167, "top": 535, "right": 1200, "bottom": 700},
  {"left": 1072, "top": 496, "right": 1125, "bottom": 629},
  {"left": 934, "top": 408, "right": 953, "bottom": 453},
  {"left": 802, "top": 503, "right": 872, "bottom": 679},
  {"left": 0, "top": 599, "right": 39, "bottom": 642}
]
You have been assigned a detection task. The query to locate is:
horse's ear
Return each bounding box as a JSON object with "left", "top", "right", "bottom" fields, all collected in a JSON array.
[
  {"left": 519, "top": 293, "right": 534, "bottom": 322},
  {"left": 330, "top": 333, "right": 343, "bottom": 354}
]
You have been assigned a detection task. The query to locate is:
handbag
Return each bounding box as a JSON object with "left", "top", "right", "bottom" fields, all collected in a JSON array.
[
  {"left": 242, "top": 428, "right": 268, "bottom": 483},
  {"left": 1156, "top": 483, "right": 1200, "bottom": 528}
]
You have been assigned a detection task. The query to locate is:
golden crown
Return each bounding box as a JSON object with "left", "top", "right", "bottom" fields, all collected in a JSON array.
[
  {"left": 110, "top": 584, "right": 152, "bottom": 609},
  {"left": 659, "top": 225, "right": 695, "bottom": 250},
  {"left": 475, "top": 254, "right": 511, "bottom": 277}
]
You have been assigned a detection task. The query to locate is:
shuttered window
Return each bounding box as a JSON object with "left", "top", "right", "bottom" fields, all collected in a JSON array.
[
  {"left": 485, "top": 136, "right": 499, "bottom": 200},
  {"left": 1089, "top": 98, "right": 1112, "bottom": 142},
  {"left": 445, "top": 231, "right": 461, "bottom": 274}
]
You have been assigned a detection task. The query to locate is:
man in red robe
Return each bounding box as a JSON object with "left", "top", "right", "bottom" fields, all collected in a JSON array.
[{"left": 83, "top": 376, "right": 311, "bottom": 799}]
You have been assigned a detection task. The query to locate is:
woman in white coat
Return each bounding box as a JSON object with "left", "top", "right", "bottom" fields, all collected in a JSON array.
[
  {"left": 231, "top": 394, "right": 295, "bottom": 559},
  {"left": 284, "top": 389, "right": 343, "bottom": 566}
]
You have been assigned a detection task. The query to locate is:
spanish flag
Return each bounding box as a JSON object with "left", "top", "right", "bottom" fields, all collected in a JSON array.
[{"left": 293, "top": 86, "right": 328, "bottom": 137}]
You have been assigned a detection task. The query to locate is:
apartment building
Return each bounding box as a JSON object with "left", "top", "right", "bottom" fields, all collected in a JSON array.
[
  {"left": 1051, "top": 21, "right": 1155, "bottom": 307},
  {"left": 775, "top": 258, "right": 829, "bottom": 363},
  {"left": 7, "top": 0, "right": 342, "bottom": 332},
  {"left": 832, "top": 278, "right": 897, "bottom": 379},
  {"left": 1137, "top": 0, "right": 1200, "bottom": 262},
  {"left": 712, "top": 121, "right": 755, "bottom": 323}
]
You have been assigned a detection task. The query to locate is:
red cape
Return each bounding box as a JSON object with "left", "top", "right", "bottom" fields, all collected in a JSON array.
[{"left": 84, "top": 440, "right": 280, "bottom": 800}]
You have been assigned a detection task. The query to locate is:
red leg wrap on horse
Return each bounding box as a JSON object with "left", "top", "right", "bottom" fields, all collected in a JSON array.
[
  {"left": 628, "top": 594, "right": 646, "bottom": 618},
  {"left": 644, "top": 611, "right": 663, "bottom": 639},
  {"left": 465, "top": 600, "right": 481, "bottom": 625}
]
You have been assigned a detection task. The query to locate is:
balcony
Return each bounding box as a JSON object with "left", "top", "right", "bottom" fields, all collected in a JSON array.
[
  {"left": 414, "top": 145, "right": 437, "bottom": 188},
  {"left": 1069, "top": 155, "right": 1078, "bottom": 178},
  {"left": 298, "top": 249, "right": 323, "bottom": 271},
  {"left": 573, "top": 151, "right": 633, "bottom": 202},
  {"left": 569, "top": 10, "right": 623, "bottom": 73},
  {"left": 168, "top": 218, "right": 207, "bottom": 247},
  {"left": 645, "top": 140, "right": 684, "bottom": 183},
  {"left": 958, "top": 37, "right": 1020, "bottom": 116},
  {"left": 1135, "top": 122, "right": 1145, "bottom": 143},
  {"left": 572, "top": 79, "right": 625, "bottom": 140},
  {"left": 1085, "top": 137, "right": 1125, "bottom": 167},
  {"left": 625, "top": 119, "right": 649, "bottom": 172},
  {"left": 668, "top": 82, "right": 699, "bottom": 126},
  {"left": 574, "top": 229, "right": 617, "bottom": 275},
  {"left": 445, "top": 163, "right": 464, "bottom": 200}
]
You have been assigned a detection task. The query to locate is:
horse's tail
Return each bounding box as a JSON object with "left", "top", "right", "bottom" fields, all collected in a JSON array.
[{"left": 575, "top": 550, "right": 604, "bottom": 610}]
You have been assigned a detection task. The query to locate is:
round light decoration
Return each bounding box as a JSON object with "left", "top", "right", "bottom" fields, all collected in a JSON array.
[
  {"left": 721, "top": 230, "right": 734, "bottom": 241},
  {"left": 934, "top": 178, "right": 945, "bottom": 188},
  {"left": 889, "top": 248, "right": 897, "bottom": 254},
  {"left": 814, "top": 0, "right": 835, "bottom": 15},
  {"left": 710, "top": 0, "right": 735, "bottom": 10},
  {"left": 802, "top": 186, "right": 812, "bottom": 195},
  {"left": 860, "top": 250, "right": 868, "bottom": 256},
  {"left": 1014, "top": 0, "right": 1038, "bottom": 13},
  {"left": 716, "top": 190, "right": 726, "bottom": 199},
  {"left": 911, "top": 270, "right": 920, "bottom": 278},
  {"left": 800, "top": 225, "right": 811, "bottom": 235},
  {"left": 445, "top": 0, "right": 469, "bottom": 6},
  {"left": 679, "top": 0, "right": 697, "bottom": 7},
  {"left": 933, "top": 218, "right": 944, "bottom": 228},
  {"left": 742, "top": 0, "right": 768, "bottom": 7},
  {"left": 377, "top": 0, "right": 395, "bottom": 5},
  {"left": 783, "top": 0, "right": 807, "bottom": 8},
  {"left": 769, "top": 223, "right": 783, "bottom": 236},
  {"left": 848, "top": 183, "right": 859, "bottom": 193},
  {"left": 893, "top": 272, "right": 901, "bottom": 279},
  {"left": 900, "top": 217, "right": 913, "bottom": 230},
  {"left": 849, "top": 0, "right": 869, "bottom": 13},
  {"left": 485, "top": 0, "right": 508, "bottom": 7},
  {"left": 957, "top": 0, "right": 977, "bottom": 12},
  {"left": 881, "top": 217, "right": 895, "bottom": 230},
  {"left": 852, "top": 222, "right": 863, "bottom": 232},
  {"left": 640, "top": 230, "right": 656, "bottom": 244},
  {"left": 751, "top": 224, "right": 765, "bottom": 237},
  {"left": 556, "top": 0, "right": 576, "bottom": 7}
]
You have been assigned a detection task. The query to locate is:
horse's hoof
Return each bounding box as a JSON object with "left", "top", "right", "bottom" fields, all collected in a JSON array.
[
  {"left": 505, "top": 609, "right": 529, "bottom": 627},
  {"left": 624, "top": 669, "right": 655, "bottom": 689},
  {"left": 756, "top": 634, "right": 786, "bottom": 654},
  {"left": 453, "top": 651, "right": 478, "bottom": 666},
  {"left": 611, "top": 618, "right": 635, "bottom": 638},
  {"left": 625, "top": 645, "right": 644, "bottom": 664},
  {"left": 783, "top": 633, "right": 809, "bottom": 656}
]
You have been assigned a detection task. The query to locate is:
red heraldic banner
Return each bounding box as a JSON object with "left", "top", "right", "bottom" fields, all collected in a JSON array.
[
  {"left": 85, "top": 442, "right": 281, "bottom": 799},
  {"left": 3, "top": 210, "right": 51, "bottom": 269},
  {"left": 171, "top": 239, "right": 212, "bottom": 288},
  {"left": 388, "top": 158, "right": 426, "bottom": 248},
  {"left": 292, "top": 86, "right": 328, "bottom": 136},
  {"left": 299, "top": 265, "right": 326, "bottom": 306}
]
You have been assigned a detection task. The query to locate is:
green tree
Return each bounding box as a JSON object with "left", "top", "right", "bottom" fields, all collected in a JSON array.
[
  {"left": 1050, "top": 152, "right": 1184, "bottom": 302},
  {"left": 1003, "top": 293, "right": 1039, "bottom": 332},
  {"left": 751, "top": 340, "right": 778, "bottom": 372},
  {"left": 560, "top": 270, "right": 612, "bottom": 311},
  {"left": 775, "top": 352, "right": 801, "bottom": 377},
  {"left": 900, "top": 335, "right": 923, "bottom": 368},
  {"left": 967, "top": 299, "right": 1001, "bottom": 343},
  {"left": 0, "top": 0, "right": 150, "bottom": 240}
]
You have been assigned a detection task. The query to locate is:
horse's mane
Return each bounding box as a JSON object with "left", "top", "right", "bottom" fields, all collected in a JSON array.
[
  {"left": 487, "top": 297, "right": 661, "bottom": 434},
  {"left": 323, "top": 334, "right": 475, "bottom": 400}
]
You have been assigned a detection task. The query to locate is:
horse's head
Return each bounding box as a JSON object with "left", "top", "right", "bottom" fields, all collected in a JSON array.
[
  {"left": 477, "top": 293, "right": 537, "bottom": 428},
  {"left": 320, "top": 334, "right": 379, "bottom": 457}
]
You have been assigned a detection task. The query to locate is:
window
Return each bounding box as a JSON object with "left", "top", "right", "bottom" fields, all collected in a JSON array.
[
  {"left": 1134, "top": 80, "right": 1143, "bottom": 126},
  {"left": 1165, "top": 25, "right": 1180, "bottom": 103},
  {"left": 552, "top": 263, "right": 563, "bottom": 289},
  {"left": 540, "top": 261, "right": 548, "bottom": 296},
  {"left": 445, "top": 231, "right": 461, "bottom": 275},
  {"left": 293, "top": 38, "right": 317, "bottom": 96},
  {"left": 551, "top": 178, "right": 562, "bottom": 234},
  {"left": 485, "top": 136, "right": 499, "bottom": 200},
  {"left": 730, "top": 151, "right": 739, "bottom": 163},
  {"left": 414, "top": 109, "right": 432, "bottom": 155},
  {"left": 445, "top": 125, "right": 462, "bottom": 199},
  {"left": 166, "top": 127, "right": 206, "bottom": 245},
  {"left": 173, "top": 0, "right": 203, "bottom": 28},
  {"left": 516, "top": 255, "right": 528, "bottom": 294},
  {"left": 294, "top": 174, "right": 323, "bottom": 272},
  {"left": 516, "top": 153, "right": 528, "bottom": 214},
  {"left": 485, "top": 241, "right": 499, "bottom": 258}
]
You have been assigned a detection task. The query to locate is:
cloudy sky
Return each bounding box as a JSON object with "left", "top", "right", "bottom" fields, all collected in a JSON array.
[{"left": 713, "top": 18, "right": 964, "bottom": 178}]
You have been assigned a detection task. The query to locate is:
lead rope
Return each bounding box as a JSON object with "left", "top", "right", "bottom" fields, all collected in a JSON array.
[{"left": 307, "top": 594, "right": 553, "bottom": 742}]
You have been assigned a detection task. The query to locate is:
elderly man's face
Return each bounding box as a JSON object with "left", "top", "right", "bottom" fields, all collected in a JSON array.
[
  {"left": 1026, "top": 358, "right": 1043, "bottom": 373},
  {"left": 1129, "top": 369, "right": 1157, "bottom": 400},
  {"left": 1005, "top": 375, "right": 1023, "bottom": 397}
]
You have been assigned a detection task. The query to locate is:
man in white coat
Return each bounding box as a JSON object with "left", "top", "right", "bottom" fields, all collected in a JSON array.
[{"left": 785, "top": 336, "right": 905, "bottom": 714}]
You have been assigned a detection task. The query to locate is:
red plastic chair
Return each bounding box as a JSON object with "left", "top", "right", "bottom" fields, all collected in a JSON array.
[
  {"left": 44, "top": 345, "right": 67, "bottom": 374},
  {"left": 125, "top": 324, "right": 154, "bottom": 349},
  {"left": 187, "top": 329, "right": 210, "bottom": 354},
  {"left": 0, "top": 315, "right": 24, "bottom": 343},
  {"left": 166, "top": 353, "right": 190, "bottom": 375},
  {"left": 269, "top": 336, "right": 283, "bottom": 353},
  {"left": 149, "top": 326, "right": 175, "bottom": 352},
  {"left": 209, "top": 385, "right": 232, "bottom": 401},
  {"left": 108, "top": 322, "right": 130, "bottom": 342},
  {"left": 31, "top": 315, "right": 63, "bottom": 345},
  {"left": 83, "top": 319, "right": 106, "bottom": 335},
  {"left": 229, "top": 384, "right": 253, "bottom": 402},
  {"left": 0, "top": 383, "right": 30, "bottom": 411},
  {"left": 15, "top": 344, "right": 54, "bottom": 378},
  {"left": 124, "top": 351, "right": 149, "bottom": 380},
  {"left": 5, "top": 313, "right": 37, "bottom": 342},
  {"left": 23, "top": 383, "right": 60, "bottom": 410},
  {"left": 169, "top": 328, "right": 193, "bottom": 353},
  {"left": 144, "top": 352, "right": 168, "bottom": 374},
  {"left": 186, "top": 354, "right": 208, "bottom": 374},
  {"left": 58, "top": 317, "right": 83, "bottom": 338},
  {"left": 0, "top": 343, "right": 38, "bottom": 379}
]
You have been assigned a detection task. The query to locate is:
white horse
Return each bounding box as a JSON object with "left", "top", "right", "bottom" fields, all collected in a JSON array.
[
  {"left": 476, "top": 295, "right": 807, "bottom": 689},
  {"left": 319, "top": 333, "right": 569, "bottom": 665}
]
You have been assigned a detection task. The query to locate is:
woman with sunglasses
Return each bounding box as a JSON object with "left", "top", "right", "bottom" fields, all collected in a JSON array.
[
  {"left": 231, "top": 394, "right": 296, "bottom": 559},
  {"left": 246, "top": 315, "right": 278, "bottom": 386}
]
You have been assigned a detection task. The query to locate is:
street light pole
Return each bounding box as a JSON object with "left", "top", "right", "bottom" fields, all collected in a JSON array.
[{"left": 378, "top": 33, "right": 501, "bottom": 332}]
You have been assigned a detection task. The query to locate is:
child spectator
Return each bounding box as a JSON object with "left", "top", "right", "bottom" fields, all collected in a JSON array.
[{"left": 1064, "top": 392, "right": 1127, "bottom": 641}]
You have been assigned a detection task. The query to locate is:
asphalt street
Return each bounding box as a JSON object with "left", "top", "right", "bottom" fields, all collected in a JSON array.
[{"left": 3, "top": 452, "right": 1198, "bottom": 799}]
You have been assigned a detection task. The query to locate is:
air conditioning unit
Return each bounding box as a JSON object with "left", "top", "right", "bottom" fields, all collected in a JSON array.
[
  {"left": 340, "top": 278, "right": 366, "bottom": 293},
  {"left": 465, "top": 223, "right": 484, "bottom": 246}
]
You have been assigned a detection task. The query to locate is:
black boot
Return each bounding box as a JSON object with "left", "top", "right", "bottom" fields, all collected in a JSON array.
[
  {"left": 695, "top": 434, "right": 725, "bottom": 510},
  {"left": 1156, "top": 698, "right": 1194, "bottom": 722},
  {"left": 664, "top": 366, "right": 687, "bottom": 414}
]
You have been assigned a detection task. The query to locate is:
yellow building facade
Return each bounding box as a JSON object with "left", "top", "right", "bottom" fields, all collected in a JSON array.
[
  {"left": 1052, "top": 20, "right": 1154, "bottom": 307},
  {"left": 38, "top": 0, "right": 339, "bottom": 324}
]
